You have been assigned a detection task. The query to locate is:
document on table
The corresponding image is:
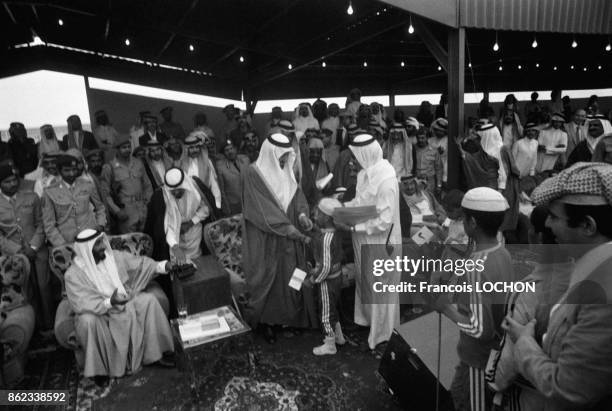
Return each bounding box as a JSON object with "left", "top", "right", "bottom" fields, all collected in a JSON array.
[{"left": 179, "top": 314, "right": 230, "bottom": 342}]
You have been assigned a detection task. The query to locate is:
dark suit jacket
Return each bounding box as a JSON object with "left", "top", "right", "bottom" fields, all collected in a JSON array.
[
  {"left": 139, "top": 132, "right": 168, "bottom": 147},
  {"left": 61, "top": 131, "right": 98, "bottom": 152},
  {"left": 566, "top": 140, "right": 592, "bottom": 167}
]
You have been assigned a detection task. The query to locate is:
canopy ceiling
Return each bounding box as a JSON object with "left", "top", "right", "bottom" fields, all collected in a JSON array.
[{"left": 2, "top": 0, "right": 611, "bottom": 102}]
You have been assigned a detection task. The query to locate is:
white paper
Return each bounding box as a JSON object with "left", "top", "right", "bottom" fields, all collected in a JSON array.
[
  {"left": 412, "top": 226, "right": 434, "bottom": 245},
  {"left": 288, "top": 267, "right": 307, "bottom": 290},
  {"left": 179, "top": 315, "right": 230, "bottom": 341},
  {"left": 412, "top": 214, "right": 423, "bottom": 224}
]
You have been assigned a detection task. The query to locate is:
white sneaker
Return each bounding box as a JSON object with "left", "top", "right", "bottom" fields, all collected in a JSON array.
[{"left": 313, "top": 336, "right": 337, "bottom": 355}]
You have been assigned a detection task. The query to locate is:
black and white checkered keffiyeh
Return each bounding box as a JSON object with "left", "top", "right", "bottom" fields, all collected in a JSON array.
[{"left": 532, "top": 162, "right": 612, "bottom": 206}]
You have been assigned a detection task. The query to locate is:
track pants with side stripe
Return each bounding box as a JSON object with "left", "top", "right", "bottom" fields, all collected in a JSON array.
[
  {"left": 317, "top": 276, "right": 342, "bottom": 337},
  {"left": 451, "top": 361, "right": 493, "bottom": 411}
]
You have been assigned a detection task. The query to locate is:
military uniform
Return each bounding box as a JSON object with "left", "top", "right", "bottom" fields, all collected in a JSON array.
[
  {"left": 42, "top": 177, "right": 107, "bottom": 247},
  {"left": 101, "top": 158, "right": 152, "bottom": 234},
  {"left": 0, "top": 188, "right": 53, "bottom": 329},
  {"left": 216, "top": 154, "right": 249, "bottom": 215}
]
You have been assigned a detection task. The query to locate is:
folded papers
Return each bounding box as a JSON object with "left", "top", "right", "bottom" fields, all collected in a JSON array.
[{"left": 332, "top": 205, "right": 378, "bottom": 225}]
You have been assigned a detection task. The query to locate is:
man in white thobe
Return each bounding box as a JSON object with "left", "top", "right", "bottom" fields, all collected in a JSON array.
[
  {"left": 536, "top": 113, "right": 568, "bottom": 173},
  {"left": 65, "top": 229, "right": 174, "bottom": 383},
  {"left": 334, "top": 133, "right": 401, "bottom": 349}
]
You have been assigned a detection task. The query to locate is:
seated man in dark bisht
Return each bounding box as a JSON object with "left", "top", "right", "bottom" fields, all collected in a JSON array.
[
  {"left": 145, "top": 168, "right": 212, "bottom": 308},
  {"left": 567, "top": 115, "right": 612, "bottom": 167},
  {"left": 145, "top": 168, "right": 211, "bottom": 264},
  {"left": 398, "top": 175, "right": 447, "bottom": 237}
]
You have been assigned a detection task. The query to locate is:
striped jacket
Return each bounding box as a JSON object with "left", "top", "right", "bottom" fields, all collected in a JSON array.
[{"left": 455, "top": 243, "right": 516, "bottom": 369}]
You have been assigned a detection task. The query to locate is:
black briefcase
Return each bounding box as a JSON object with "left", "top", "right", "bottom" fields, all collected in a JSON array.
[{"left": 378, "top": 330, "right": 455, "bottom": 411}]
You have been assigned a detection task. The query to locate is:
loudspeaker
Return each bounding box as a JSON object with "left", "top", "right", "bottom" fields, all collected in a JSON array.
[{"left": 378, "top": 329, "right": 455, "bottom": 411}]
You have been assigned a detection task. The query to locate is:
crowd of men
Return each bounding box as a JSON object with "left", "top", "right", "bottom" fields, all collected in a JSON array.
[{"left": 1, "top": 87, "right": 612, "bottom": 410}]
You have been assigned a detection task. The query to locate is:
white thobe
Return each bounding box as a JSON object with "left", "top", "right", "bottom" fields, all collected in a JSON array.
[
  {"left": 345, "top": 176, "right": 401, "bottom": 349},
  {"left": 512, "top": 138, "right": 538, "bottom": 178},
  {"left": 536, "top": 129, "right": 567, "bottom": 173}
]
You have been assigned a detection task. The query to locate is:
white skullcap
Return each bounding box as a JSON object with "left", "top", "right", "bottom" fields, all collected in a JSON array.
[
  {"left": 164, "top": 167, "right": 184, "bottom": 188},
  {"left": 76, "top": 228, "right": 100, "bottom": 243},
  {"left": 318, "top": 197, "right": 343, "bottom": 216},
  {"left": 295, "top": 130, "right": 305, "bottom": 139},
  {"left": 461, "top": 187, "right": 509, "bottom": 212}
]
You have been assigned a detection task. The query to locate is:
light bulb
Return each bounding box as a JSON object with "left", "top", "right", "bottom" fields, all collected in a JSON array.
[
  {"left": 571, "top": 39, "right": 577, "bottom": 48},
  {"left": 124, "top": 38, "right": 130, "bottom": 46},
  {"left": 606, "top": 43, "right": 611, "bottom": 52},
  {"left": 583, "top": 67, "right": 587, "bottom": 71},
  {"left": 532, "top": 39, "right": 538, "bottom": 48},
  {"left": 536, "top": 63, "right": 540, "bottom": 68},
  {"left": 437, "top": 65, "right": 442, "bottom": 71},
  {"left": 518, "top": 65, "right": 522, "bottom": 70},
  {"left": 493, "top": 42, "right": 499, "bottom": 52},
  {"left": 570, "top": 65, "right": 575, "bottom": 70},
  {"left": 408, "top": 24, "right": 414, "bottom": 34},
  {"left": 322, "top": 61, "right": 326, "bottom": 68},
  {"left": 189, "top": 44, "right": 194, "bottom": 52},
  {"left": 347, "top": 2, "right": 353, "bottom": 15},
  {"left": 288, "top": 64, "right": 292, "bottom": 70},
  {"left": 598, "top": 65, "right": 602, "bottom": 70},
  {"left": 468, "top": 62, "right": 472, "bottom": 68},
  {"left": 498, "top": 65, "right": 503, "bottom": 71},
  {"left": 363, "top": 61, "right": 367, "bottom": 67},
  {"left": 58, "top": 19, "right": 64, "bottom": 26},
  {"left": 239, "top": 55, "right": 244, "bottom": 63},
  {"left": 400, "top": 61, "right": 405, "bottom": 67},
  {"left": 553, "top": 66, "right": 558, "bottom": 71}
]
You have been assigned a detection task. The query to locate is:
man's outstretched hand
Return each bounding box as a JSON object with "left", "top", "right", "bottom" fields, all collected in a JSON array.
[
  {"left": 171, "top": 245, "right": 187, "bottom": 265},
  {"left": 298, "top": 214, "right": 314, "bottom": 231}
]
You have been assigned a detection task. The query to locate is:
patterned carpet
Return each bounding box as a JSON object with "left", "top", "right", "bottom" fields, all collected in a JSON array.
[{"left": 94, "top": 326, "right": 404, "bottom": 411}]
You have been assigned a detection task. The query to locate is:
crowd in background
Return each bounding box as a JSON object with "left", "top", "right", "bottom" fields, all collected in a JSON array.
[{"left": 1, "top": 86, "right": 612, "bottom": 411}]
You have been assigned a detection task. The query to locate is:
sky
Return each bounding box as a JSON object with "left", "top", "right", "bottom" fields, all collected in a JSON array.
[
  {"left": 1, "top": 69, "right": 611, "bottom": 140},
  {"left": 0, "top": 70, "right": 91, "bottom": 141}
]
